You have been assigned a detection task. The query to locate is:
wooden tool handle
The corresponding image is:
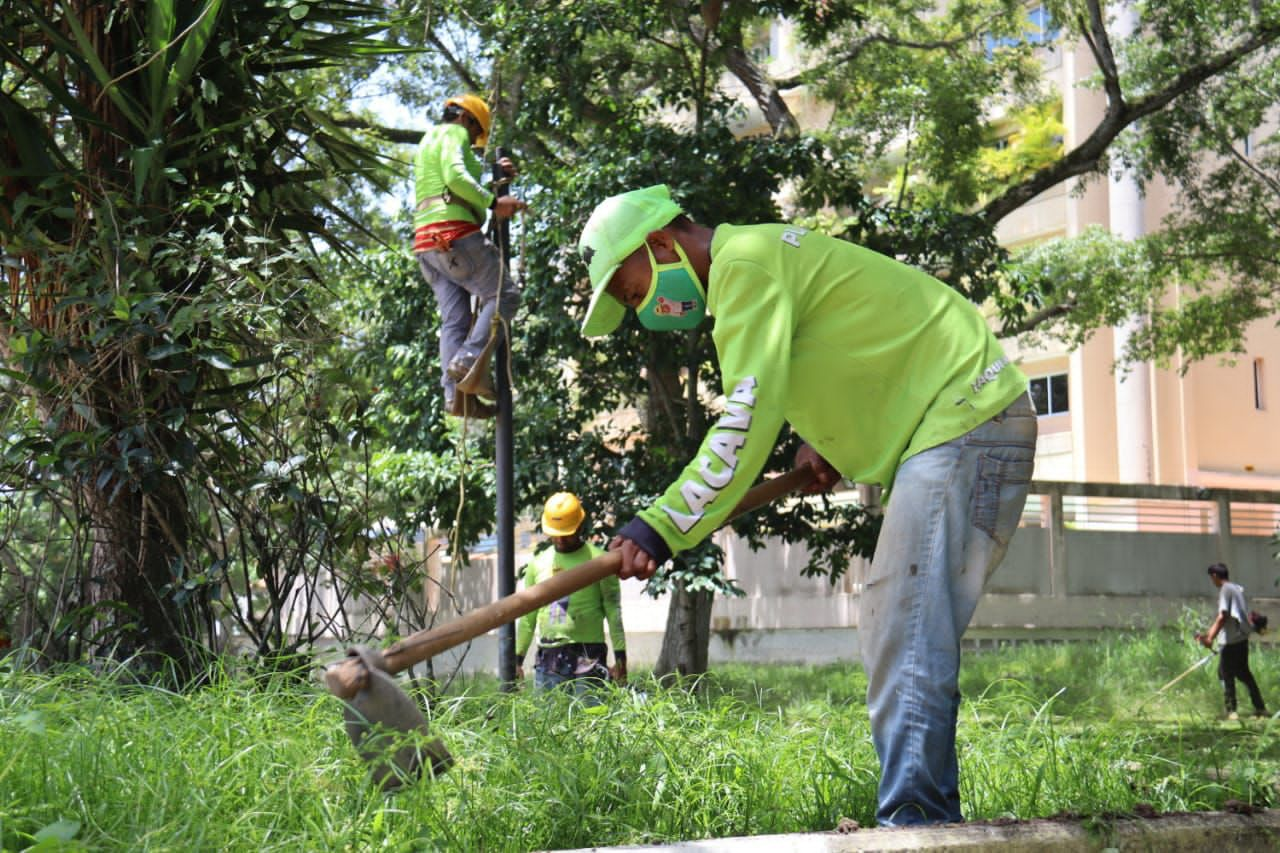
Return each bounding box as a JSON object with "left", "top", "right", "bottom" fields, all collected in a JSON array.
[{"left": 325, "top": 465, "right": 816, "bottom": 699}]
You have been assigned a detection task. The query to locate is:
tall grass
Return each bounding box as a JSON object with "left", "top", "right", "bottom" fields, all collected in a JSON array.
[{"left": 3, "top": 628, "right": 1277, "bottom": 851}]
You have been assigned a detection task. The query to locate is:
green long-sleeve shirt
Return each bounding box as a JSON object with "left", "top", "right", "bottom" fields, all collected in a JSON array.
[
  {"left": 515, "top": 543, "right": 625, "bottom": 660},
  {"left": 638, "top": 223, "right": 1028, "bottom": 555},
  {"left": 412, "top": 123, "right": 494, "bottom": 228}
]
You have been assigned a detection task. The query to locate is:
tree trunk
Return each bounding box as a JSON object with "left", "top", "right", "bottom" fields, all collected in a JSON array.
[
  {"left": 83, "top": 470, "right": 202, "bottom": 678},
  {"left": 644, "top": 329, "right": 720, "bottom": 683},
  {"left": 653, "top": 580, "right": 714, "bottom": 683}
]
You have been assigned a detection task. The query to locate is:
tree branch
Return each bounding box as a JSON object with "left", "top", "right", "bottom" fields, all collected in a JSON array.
[
  {"left": 1223, "top": 138, "right": 1280, "bottom": 199},
  {"left": 1080, "top": 0, "right": 1123, "bottom": 113},
  {"left": 773, "top": 22, "right": 996, "bottom": 90},
  {"left": 330, "top": 114, "right": 421, "bottom": 144},
  {"left": 718, "top": 21, "right": 799, "bottom": 136},
  {"left": 981, "top": 23, "right": 1280, "bottom": 225},
  {"left": 423, "top": 27, "right": 484, "bottom": 95},
  {"left": 998, "top": 300, "right": 1076, "bottom": 336}
]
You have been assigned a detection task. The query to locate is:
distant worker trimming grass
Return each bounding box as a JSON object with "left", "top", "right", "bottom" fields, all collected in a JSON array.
[
  {"left": 1197, "top": 563, "right": 1267, "bottom": 720},
  {"left": 576, "top": 184, "right": 1037, "bottom": 827}
]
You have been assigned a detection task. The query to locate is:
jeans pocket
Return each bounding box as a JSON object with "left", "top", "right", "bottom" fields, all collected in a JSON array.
[
  {"left": 970, "top": 455, "right": 1035, "bottom": 544},
  {"left": 443, "top": 241, "right": 478, "bottom": 279}
]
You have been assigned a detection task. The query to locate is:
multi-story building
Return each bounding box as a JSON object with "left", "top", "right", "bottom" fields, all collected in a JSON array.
[{"left": 734, "top": 11, "right": 1280, "bottom": 492}]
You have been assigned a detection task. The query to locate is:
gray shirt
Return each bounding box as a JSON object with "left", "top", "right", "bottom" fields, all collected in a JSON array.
[{"left": 1218, "top": 580, "right": 1251, "bottom": 646}]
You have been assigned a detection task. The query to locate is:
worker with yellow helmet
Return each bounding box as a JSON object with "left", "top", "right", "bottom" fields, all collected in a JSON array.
[
  {"left": 412, "top": 94, "right": 527, "bottom": 418},
  {"left": 515, "top": 492, "right": 627, "bottom": 693}
]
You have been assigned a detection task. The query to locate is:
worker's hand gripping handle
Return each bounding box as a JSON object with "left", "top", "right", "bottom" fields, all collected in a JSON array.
[{"left": 324, "top": 465, "right": 816, "bottom": 700}]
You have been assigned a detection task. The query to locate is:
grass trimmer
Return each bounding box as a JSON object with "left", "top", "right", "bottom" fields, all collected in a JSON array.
[
  {"left": 1156, "top": 648, "right": 1216, "bottom": 695},
  {"left": 323, "top": 465, "right": 816, "bottom": 789}
]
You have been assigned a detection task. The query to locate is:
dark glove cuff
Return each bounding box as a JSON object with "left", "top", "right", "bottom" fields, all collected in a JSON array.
[
  {"left": 619, "top": 516, "right": 672, "bottom": 565},
  {"left": 614, "top": 651, "right": 627, "bottom": 665}
]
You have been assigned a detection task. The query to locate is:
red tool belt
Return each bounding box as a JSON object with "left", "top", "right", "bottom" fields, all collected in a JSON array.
[{"left": 413, "top": 220, "right": 479, "bottom": 253}]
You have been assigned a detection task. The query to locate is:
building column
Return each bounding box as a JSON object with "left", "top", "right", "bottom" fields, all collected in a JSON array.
[{"left": 1109, "top": 3, "right": 1154, "bottom": 484}]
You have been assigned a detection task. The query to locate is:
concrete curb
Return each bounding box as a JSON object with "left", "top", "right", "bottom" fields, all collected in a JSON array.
[{"left": 567, "top": 809, "right": 1280, "bottom": 852}]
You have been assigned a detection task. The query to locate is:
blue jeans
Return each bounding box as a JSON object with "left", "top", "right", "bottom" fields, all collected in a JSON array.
[
  {"left": 533, "top": 645, "right": 611, "bottom": 707},
  {"left": 416, "top": 231, "right": 519, "bottom": 405},
  {"left": 859, "top": 394, "right": 1037, "bottom": 826}
]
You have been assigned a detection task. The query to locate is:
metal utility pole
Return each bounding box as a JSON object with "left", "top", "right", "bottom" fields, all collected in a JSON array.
[
  {"left": 495, "top": 333, "right": 516, "bottom": 687},
  {"left": 491, "top": 148, "right": 517, "bottom": 688}
]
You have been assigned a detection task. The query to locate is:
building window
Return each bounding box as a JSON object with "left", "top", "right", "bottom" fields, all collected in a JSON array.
[
  {"left": 985, "top": 5, "right": 1060, "bottom": 55},
  {"left": 1029, "top": 372, "right": 1069, "bottom": 416},
  {"left": 1026, "top": 5, "right": 1059, "bottom": 45},
  {"left": 1255, "top": 358, "right": 1265, "bottom": 410}
]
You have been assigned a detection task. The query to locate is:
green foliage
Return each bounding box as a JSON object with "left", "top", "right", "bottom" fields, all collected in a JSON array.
[
  {"left": 811, "top": 0, "right": 1047, "bottom": 207},
  {"left": 977, "top": 100, "right": 1067, "bottom": 194},
  {"left": 1005, "top": 225, "right": 1152, "bottom": 352},
  {"left": 1000, "top": 0, "right": 1280, "bottom": 361},
  {"left": 0, "top": 0, "right": 415, "bottom": 671}
]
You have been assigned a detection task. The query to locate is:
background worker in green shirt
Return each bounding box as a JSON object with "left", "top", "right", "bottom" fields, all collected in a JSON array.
[
  {"left": 516, "top": 492, "right": 627, "bottom": 694},
  {"left": 576, "top": 185, "right": 1036, "bottom": 826},
  {"left": 412, "top": 94, "right": 526, "bottom": 418}
]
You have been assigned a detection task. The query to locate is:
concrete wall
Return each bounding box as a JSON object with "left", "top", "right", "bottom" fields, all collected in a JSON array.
[{"left": 408, "top": 480, "right": 1280, "bottom": 675}]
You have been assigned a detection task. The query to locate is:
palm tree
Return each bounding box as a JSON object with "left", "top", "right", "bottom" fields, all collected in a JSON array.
[{"left": 0, "top": 0, "right": 400, "bottom": 677}]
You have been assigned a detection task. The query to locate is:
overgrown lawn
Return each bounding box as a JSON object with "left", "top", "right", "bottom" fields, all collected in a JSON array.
[{"left": 3, "top": 630, "right": 1277, "bottom": 850}]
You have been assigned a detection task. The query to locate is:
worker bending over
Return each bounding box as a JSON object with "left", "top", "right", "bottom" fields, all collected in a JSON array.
[{"left": 577, "top": 185, "right": 1036, "bottom": 826}]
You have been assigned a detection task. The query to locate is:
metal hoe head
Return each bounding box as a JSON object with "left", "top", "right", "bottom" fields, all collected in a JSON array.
[{"left": 340, "top": 646, "right": 453, "bottom": 790}]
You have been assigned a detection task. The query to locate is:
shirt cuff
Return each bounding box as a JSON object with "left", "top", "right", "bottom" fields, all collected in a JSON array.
[{"left": 619, "top": 516, "right": 672, "bottom": 565}]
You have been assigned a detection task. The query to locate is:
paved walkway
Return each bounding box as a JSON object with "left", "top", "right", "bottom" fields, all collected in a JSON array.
[{"left": 567, "top": 808, "right": 1280, "bottom": 852}]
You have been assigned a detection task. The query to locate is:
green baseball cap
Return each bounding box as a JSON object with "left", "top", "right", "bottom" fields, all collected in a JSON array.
[{"left": 577, "top": 184, "right": 683, "bottom": 337}]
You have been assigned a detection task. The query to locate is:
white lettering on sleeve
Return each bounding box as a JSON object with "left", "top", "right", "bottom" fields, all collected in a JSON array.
[
  {"left": 681, "top": 478, "right": 717, "bottom": 516},
  {"left": 718, "top": 403, "right": 751, "bottom": 432},
  {"left": 709, "top": 431, "right": 745, "bottom": 468},
  {"left": 658, "top": 375, "right": 761, "bottom": 537},
  {"left": 727, "top": 376, "right": 757, "bottom": 407},
  {"left": 663, "top": 505, "right": 702, "bottom": 534},
  {"left": 699, "top": 456, "right": 733, "bottom": 489}
]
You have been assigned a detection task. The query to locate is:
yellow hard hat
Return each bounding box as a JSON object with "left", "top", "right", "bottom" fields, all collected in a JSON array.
[
  {"left": 446, "top": 94, "right": 491, "bottom": 147},
  {"left": 542, "top": 492, "right": 585, "bottom": 536}
]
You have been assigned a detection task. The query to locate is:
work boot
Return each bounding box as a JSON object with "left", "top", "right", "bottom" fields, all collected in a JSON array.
[
  {"left": 1226, "top": 711, "right": 1240, "bottom": 721},
  {"left": 454, "top": 356, "right": 496, "bottom": 400},
  {"left": 448, "top": 335, "right": 499, "bottom": 400},
  {"left": 445, "top": 352, "right": 477, "bottom": 384},
  {"left": 447, "top": 392, "right": 496, "bottom": 419}
]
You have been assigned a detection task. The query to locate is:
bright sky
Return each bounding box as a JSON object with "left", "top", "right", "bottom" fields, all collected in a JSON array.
[{"left": 349, "top": 66, "right": 419, "bottom": 216}]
